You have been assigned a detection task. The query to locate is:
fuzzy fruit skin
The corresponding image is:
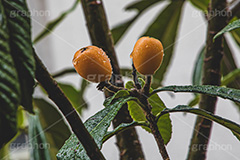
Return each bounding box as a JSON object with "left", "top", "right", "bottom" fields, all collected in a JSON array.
[
  {"left": 130, "top": 37, "right": 164, "bottom": 75},
  {"left": 73, "top": 46, "right": 112, "bottom": 83}
]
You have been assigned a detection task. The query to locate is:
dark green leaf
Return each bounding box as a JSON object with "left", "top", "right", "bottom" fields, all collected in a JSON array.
[
  {"left": 103, "top": 121, "right": 149, "bottom": 143},
  {"left": 33, "top": 98, "right": 71, "bottom": 160},
  {"left": 143, "top": 1, "right": 185, "bottom": 88},
  {"left": 34, "top": 0, "right": 79, "bottom": 43},
  {"left": 29, "top": 111, "right": 51, "bottom": 160},
  {"left": 0, "top": 1, "right": 20, "bottom": 148},
  {"left": 160, "top": 105, "right": 240, "bottom": 137},
  {"left": 126, "top": 79, "right": 172, "bottom": 144},
  {"left": 152, "top": 85, "right": 240, "bottom": 103},
  {"left": 189, "top": 0, "right": 209, "bottom": 11},
  {"left": 58, "top": 81, "right": 88, "bottom": 115},
  {"left": 111, "top": 0, "right": 161, "bottom": 44},
  {"left": 214, "top": 19, "right": 240, "bottom": 40},
  {"left": 192, "top": 47, "right": 205, "bottom": 85},
  {"left": 57, "top": 94, "right": 134, "bottom": 159},
  {"left": 3, "top": 0, "right": 35, "bottom": 113}
]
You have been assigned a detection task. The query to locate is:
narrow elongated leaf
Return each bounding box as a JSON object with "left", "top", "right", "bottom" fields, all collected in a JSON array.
[
  {"left": 126, "top": 79, "right": 172, "bottom": 144},
  {"left": 34, "top": 0, "right": 79, "bottom": 43},
  {"left": 152, "top": 85, "right": 240, "bottom": 103},
  {"left": 192, "top": 47, "right": 205, "bottom": 85},
  {"left": 29, "top": 112, "right": 51, "bottom": 160},
  {"left": 160, "top": 105, "right": 240, "bottom": 138},
  {"left": 57, "top": 93, "right": 134, "bottom": 159},
  {"left": 214, "top": 19, "right": 240, "bottom": 40},
  {"left": 143, "top": 1, "right": 185, "bottom": 88},
  {"left": 189, "top": 0, "right": 209, "bottom": 11},
  {"left": 3, "top": 0, "right": 35, "bottom": 112},
  {"left": 111, "top": 0, "right": 161, "bottom": 44},
  {"left": 33, "top": 99, "right": 71, "bottom": 160},
  {"left": 0, "top": 1, "right": 20, "bottom": 148}
]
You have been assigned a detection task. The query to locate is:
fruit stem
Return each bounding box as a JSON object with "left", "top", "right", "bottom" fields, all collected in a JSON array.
[
  {"left": 134, "top": 75, "right": 170, "bottom": 160},
  {"left": 139, "top": 96, "right": 170, "bottom": 160},
  {"left": 132, "top": 63, "right": 142, "bottom": 90},
  {"left": 97, "top": 81, "right": 126, "bottom": 93},
  {"left": 142, "top": 75, "right": 152, "bottom": 96}
]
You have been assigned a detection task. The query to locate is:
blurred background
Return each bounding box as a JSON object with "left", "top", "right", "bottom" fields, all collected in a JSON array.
[{"left": 9, "top": 0, "right": 240, "bottom": 159}]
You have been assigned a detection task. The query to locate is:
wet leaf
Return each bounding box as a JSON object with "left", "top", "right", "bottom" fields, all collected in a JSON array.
[
  {"left": 160, "top": 105, "right": 240, "bottom": 139},
  {"left": 3, "top": 0, "right": 35, "bottom": 113},
  {"left": 214, "top": 19, "right": 240, "bottom": 40},
  {"left": 0, "top": 1, "right": 20, "bottom": 148},
  {"left": 57, "top": 93, "right": 134, "bottom": 159},
  {"left": 152, "top": 85, "right": 240, "bottom": 103}
]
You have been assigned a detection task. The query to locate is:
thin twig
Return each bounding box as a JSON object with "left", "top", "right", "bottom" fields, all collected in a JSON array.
[
  {"left": 142, "top": 76, "right": 152, "bottom": 96},
  {"left": 34, "top": 51, "right": 106, "bottom": 160},
  {"left": 139, "top": 97, "right": 170, "bottom": 160},
  {"left": 132, "top": 63, "right": 141, "bottom": 89},
  {"left": 97, "top": 81, "right": 126, "bottom": 93},
  {"left": 229, "top": 0, "right": 240, "bottom": 20}
]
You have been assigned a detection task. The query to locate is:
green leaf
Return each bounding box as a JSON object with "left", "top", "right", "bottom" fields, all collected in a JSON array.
[
  {"left": 111, "top": 0, "right": 161, "bottom": 44},
  {"left": 143, "top": 1, "right": 185, "bottom": 88},
  {"left": 33, "top": 0, "right": 79, "bottom": 43},
  {"left": 222, "top": 69, "right": 240, "bottom": 86},
  {"left": 29, "top": 111, "right": 51, "bottom": 160},
  {"left": 152, "top": 85, "right": 240, "bottom": 103},
  {"left": 214, "top": 19, "right": 240, "bottom": 40},
  {"left": 189, "top": 0, "right": 209, "bottom": 11},
  {"left": 160, "top": 105, "right": 240, "bottom": 138},
  {"left": 192, "top": 47, "right": 205, "bottom": 85},
  {"left": 0, "top": 1, "right": 20, "bottom": 148},
  {"left": 125, "top": 79, "right": 172, "bottom": 144},
  {"left": 103, "top": 121, "right": 149, "bottom": 143},
  {"left": 3, "top": 0, "right": 35, "bottom": 113},
  {"left": 33, "top": 98, "right": 71, "bottom": 160},
  {"left": 58, "top": 81, "right": 88, "bottom": 115},
  {"left": 57, "top": 94, "right": 134, "bottom": 159}
]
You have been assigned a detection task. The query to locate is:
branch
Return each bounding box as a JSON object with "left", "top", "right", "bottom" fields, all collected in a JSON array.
[
  {"left": 132, "top": 63, "right": 141, "bottom": 89},
  {"left": 229, "top": 0, "right": 240, "bottom": 20},
  {"left": 80, "top": 0, "right": 145, "bottom": 159},
  {"left": 139, "top": 97, "right": 170, "bottom": 160},
  {"left": 34, "top": 51, "right": 105, "bottom": 160},
  {"left": 142, "top": 76, "right": 152, "bottom": 96},
  {"left": 187, "top": 0, "right": 228, "bottom": 160}
]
